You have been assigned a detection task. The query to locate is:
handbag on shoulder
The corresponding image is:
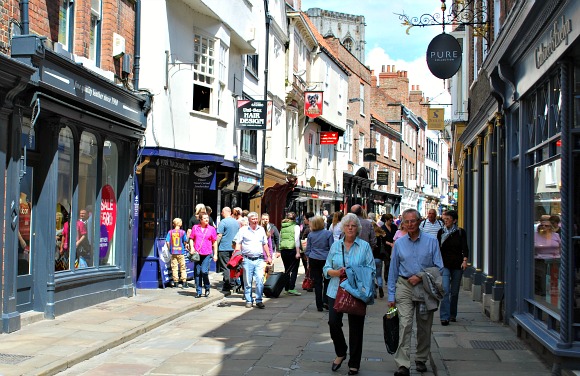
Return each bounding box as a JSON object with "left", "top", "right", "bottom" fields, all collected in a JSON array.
[{"left": 333, "top": 245, "right": 367, "bottom": 316}]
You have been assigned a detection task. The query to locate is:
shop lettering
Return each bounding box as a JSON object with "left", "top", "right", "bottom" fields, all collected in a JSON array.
[
  {"left": 101, "top": 199, "right": 115, "bottom": 211},
  {"left": 74, "top": 82, "right": 120, "bottom": 105},
  {"left": 429, "top": 50, "right": 459, "bottom": 62},
  {"left": 536, "top": 16, "right": 572, "bottom": 69}
]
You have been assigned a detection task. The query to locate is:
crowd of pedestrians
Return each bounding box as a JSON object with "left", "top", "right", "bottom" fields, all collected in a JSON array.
[{"left": 166, "top": 202, "right": 466, "bottom": 376}]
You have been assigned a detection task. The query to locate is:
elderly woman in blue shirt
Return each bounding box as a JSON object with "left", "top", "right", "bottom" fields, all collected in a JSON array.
[{"left": 323, "top": 213, "right": 375, "bottom": 375}]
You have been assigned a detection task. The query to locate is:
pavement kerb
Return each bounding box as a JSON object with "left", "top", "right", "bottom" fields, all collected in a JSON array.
[{"left": 33, "top": 292, "right": 223, "bottom": 376}]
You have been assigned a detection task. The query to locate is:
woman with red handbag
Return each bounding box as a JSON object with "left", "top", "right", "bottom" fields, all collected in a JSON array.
[
  {"left": 323, "top": 213, "right": 375, "bottom": 375},
  {"left": 304, "top": 216, "right": 334, "bottom": 312}
]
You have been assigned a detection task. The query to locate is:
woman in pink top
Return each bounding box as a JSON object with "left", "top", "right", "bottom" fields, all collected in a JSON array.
[
  {"left": 189, "top": 213, "right": 218, "bottom": 298},
  {"left": 534, "top": 215, "right": 561, "bottom": 298},
  {"left": 392, "top": 222, "right": 407, "bottom": 243}
]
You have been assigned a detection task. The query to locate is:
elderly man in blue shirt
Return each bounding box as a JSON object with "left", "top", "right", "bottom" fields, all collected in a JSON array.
[
  {"left": 235, "top": 212, "right": 272, "bottom": 309},
  {"left": 387, "top": 208, "right": 444, "bottom": 376}
]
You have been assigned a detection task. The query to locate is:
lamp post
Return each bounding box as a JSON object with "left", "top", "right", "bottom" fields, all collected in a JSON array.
[{"left": 259, "top": 0, "right": 271, "bottom": 197}]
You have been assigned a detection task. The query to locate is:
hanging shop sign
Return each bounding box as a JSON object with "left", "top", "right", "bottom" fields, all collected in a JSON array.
[
  {"left": 236, "top": 100, "right": 272, "bottom": 130},
  {"left": 376, "top": 171, "right": 389, "bottom": 185},
  {"left": 427, "top": 108, "right": 445, "bottom": 131},
  {"left": 304, "top": 91, "right": 323, "bottom": 119},
  {"left": 363, "top": 148, "right": 377, "bottom": 162},
  {"left": 426, "top": 33, "right": 462, "bottom": 79},
  {"left": 320, "top": 131, "right": 339, "bottom": 144},
  {"left": 192, "top": 164, "right": 216, "bottom": 190}
]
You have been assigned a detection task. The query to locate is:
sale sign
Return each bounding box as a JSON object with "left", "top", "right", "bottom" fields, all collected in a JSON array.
[{"left": 101, "top": 184, "right": 117, "bottom": 244}]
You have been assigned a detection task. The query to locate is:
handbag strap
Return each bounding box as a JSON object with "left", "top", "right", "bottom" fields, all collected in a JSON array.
[{"left": 341, "top": 243, "right": 346, "bottom": 267}]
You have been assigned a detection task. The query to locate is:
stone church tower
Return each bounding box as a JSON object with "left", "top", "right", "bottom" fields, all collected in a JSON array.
[{"left": 305, "top": 8, "right": 366, "bottom": 64}]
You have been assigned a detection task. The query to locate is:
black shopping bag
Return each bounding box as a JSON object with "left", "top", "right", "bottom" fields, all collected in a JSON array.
[{"left": 383, "top": 308, "right": 399, "bottom": 354}]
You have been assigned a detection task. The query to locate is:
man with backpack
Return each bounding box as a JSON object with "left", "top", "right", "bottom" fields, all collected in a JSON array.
[{"left": 420, "top": 209, "right": 444, "bottom": 238}]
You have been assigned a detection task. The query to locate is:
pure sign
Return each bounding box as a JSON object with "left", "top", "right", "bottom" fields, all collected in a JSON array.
[{"left": 426, "top": 33, "right": 462, "bottom": 79}]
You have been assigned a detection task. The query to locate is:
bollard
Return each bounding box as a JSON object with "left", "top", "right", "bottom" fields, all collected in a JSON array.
[
  {"left": 490, "top": 281, "right": 504, "bottom": 322},
  {"left": 472, "top": 269, "right": 484, "bottom": 301},
  {"left": 482, "top": 275, "right": 495, "bottom": 315},
  {"left": 463, "top": 264, "right": 474, "bottom": 291}
]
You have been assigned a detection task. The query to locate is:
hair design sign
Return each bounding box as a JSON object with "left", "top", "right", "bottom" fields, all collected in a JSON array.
[
  {"left": 236, "top": 100, "right": 272, "bottom": 130},
  {"left": 426, "top": 33, "right": 462, "bottom": 79}
]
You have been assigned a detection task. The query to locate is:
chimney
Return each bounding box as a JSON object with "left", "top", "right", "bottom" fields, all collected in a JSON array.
[{"left": 382, "top": 65, "right": 386, "bottom": 72}]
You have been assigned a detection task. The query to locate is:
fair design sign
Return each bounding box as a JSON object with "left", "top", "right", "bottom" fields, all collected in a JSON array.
[{"left": 100, "top": 185, "right": 117, "bottom": 257}]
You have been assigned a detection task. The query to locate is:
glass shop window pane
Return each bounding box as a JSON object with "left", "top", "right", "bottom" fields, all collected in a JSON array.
[{"left": 100, "top": 140, "right": 119, "bottom": 266}]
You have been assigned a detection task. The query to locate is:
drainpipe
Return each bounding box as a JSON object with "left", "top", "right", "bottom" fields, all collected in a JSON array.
[
  {"left": 259, "top": 0, "right": 271, "bottom": 196},
  {"left": 19, "top": 0, "right": 29, "bottom": 34},
  {"left": 133, "top": 0, "right": 141, "bottom": 89}
]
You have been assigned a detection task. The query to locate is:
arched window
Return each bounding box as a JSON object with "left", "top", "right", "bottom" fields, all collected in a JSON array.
[{"left": 343, "top": 38, "right": 353, "bottom": 52}]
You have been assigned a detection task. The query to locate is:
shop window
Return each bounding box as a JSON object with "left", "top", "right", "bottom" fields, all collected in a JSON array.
[
  {"left": 101, "top": 139, "right": 119, "bottom": 266},
  {"left": 56, "top": 127, "right": 74, "bottom": 272},
  {"left": 78, "top": 131, "right": 98, "bottom": 268},
  {"left": 533, "top": 159, "right": 561, "bottom": 311}
]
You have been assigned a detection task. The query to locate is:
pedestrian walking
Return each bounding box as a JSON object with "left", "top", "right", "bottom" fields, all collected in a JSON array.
[
  {"left": 324, "top": 213, "right": 375, "bottom": 375},
  {"left": 278, "top": 212, "right": 302, "bottom": 296},
  {"left": 388, "top": 208, "right": 444, "bottom": 376},
  {"left": 165, "top": 218, "right": 189, "bottom": 288},
  {"left": 189, "top": 213, "right": 218, "bottom": 298},
  {"left": 235, "top": 212, "right": 272, "bottom": 308},
  {"left": 216, "top": 207, "right": 239, "bottom": 291},
  {"left": 305, "top": 215, "right": 334, "bottom": 311},
  {"left": 437, "top": 210, "right": 469, "bottom": 325}
]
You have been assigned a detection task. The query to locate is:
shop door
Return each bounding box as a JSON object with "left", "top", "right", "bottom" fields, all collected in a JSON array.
[{"left": 16, "top": 162, "right": 35, "bottom": 311}]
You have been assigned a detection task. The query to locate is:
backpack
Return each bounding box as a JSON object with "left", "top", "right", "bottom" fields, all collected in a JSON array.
[{"left": 421, "top": 219, "right": 444, "bottom": 229}]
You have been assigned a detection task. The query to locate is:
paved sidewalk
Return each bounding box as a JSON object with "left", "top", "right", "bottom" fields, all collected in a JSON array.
[{"left": 0, "top": 264, "right": 551, "bottom": 376}]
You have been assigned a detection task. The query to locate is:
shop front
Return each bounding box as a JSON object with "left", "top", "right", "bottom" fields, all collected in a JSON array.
[
  {"left": 2, "top": 36, "right": 151, "bottom": 332},
  {"left": 343, "top": 168, "right": 373, "bottom": 212},
  {"left": 458, "top": 0, "right": 580, "bottom": 368},
  {"left": 369, "top": 190, "right": 401, "bottom": 216}
]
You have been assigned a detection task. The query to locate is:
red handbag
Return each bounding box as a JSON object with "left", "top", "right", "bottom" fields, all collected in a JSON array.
[
  {"left": 333, "top": 246, "right": 367, "bottom": 316},
  {"left": 227, "top": 250, "right": 243, "bottom": 269},
  {"left": 302, "top": 268, "right": 314, "bottom": 290}
]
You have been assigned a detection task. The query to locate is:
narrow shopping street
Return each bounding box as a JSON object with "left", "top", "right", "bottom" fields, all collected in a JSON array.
[{"left": 0, "top": 258, "right": 550, "bottom": 376}]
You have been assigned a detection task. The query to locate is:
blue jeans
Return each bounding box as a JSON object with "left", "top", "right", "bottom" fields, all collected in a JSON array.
[
  {"left": 440, "top": 267, "right": 463, "bottom": 321},
  {"left": 374, "top": 258, "right": 384, "bottom": 288},
  {"left": 243, "top": 257, "right": 265, "bottom": 304},
  {"left": 194, "top": 254, "right": 212, "bottom": 295}
]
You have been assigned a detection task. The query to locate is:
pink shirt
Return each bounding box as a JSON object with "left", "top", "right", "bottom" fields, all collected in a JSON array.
[
  {"left": 189, "top": 225, "right": 217, "bottom": 255},
  {"left": 534, "top": 232, "right": 561, "bottom": 259}
]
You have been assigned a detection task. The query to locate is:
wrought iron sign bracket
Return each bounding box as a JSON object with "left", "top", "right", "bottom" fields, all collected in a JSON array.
[{"left": 395, "top": 0, "right": 489, "bottom": 40}]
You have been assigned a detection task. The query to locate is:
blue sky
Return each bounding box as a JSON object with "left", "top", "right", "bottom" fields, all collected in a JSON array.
[{"left": 300, "top": 0, "right": 452, "bottom": 111}]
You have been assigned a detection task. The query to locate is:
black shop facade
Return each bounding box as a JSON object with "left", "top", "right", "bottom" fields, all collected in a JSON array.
[{"left": 1, "top": 35, "right": 151, "bottom": 333}]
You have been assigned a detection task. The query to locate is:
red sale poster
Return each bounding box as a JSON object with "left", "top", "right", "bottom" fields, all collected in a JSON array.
[{"left": 101, "top": 185, "right": 117, "bottom": 242}]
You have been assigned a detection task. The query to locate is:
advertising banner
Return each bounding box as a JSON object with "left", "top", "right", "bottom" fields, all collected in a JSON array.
[
  {"left": 363, "top": 148, "right": 377, "bottom": 162},
  {"left": 192, "top": 164, "right": 216, "bottom": 190},
  {"left": 304, "top": 91, "right": 323, "bottom": 118},
  {"left": 236, "top": 100, "right": 272, "bottom": 130},
  {"left": 428, "top": 108, "right": 445, "bottom": 130},
  {"left": 426, "top": 33, "right": 462, "bottom": 79},
  {"left": 376, "top": 171, "right": 389, "bottom": 185},
  {"left": 320, "top": 131, "right": 339, "bottom": 144}
]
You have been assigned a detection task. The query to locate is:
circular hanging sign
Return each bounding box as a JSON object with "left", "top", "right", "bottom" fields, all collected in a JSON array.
[{"left": 426, "top": 33, "right": 462, "bottom": 79}]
